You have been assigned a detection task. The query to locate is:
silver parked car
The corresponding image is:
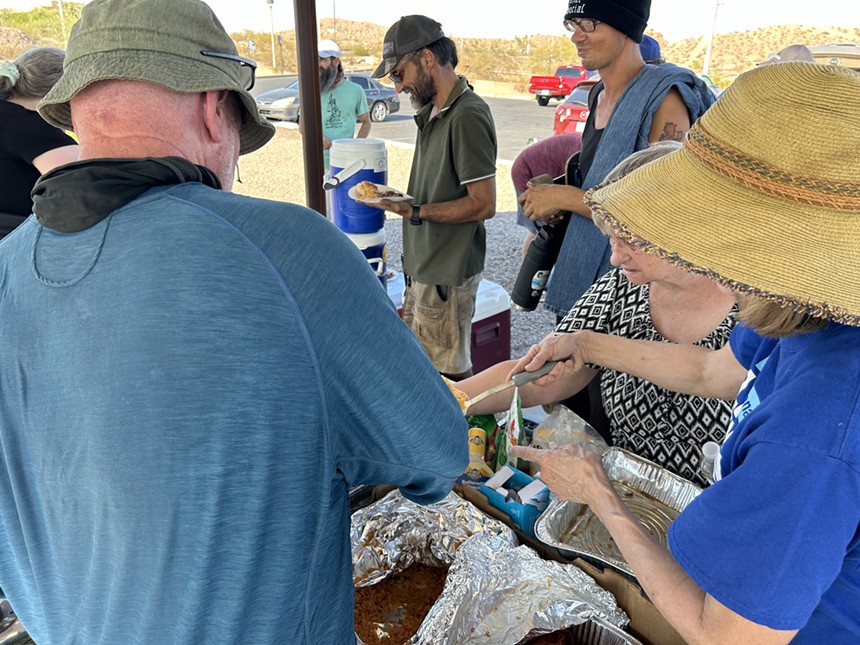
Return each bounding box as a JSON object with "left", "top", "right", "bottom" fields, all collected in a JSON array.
[{"left": 254, "top": 73, "right": 400, "bottom": 123}]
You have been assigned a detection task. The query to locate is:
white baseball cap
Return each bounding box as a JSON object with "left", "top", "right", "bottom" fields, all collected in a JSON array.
[{"left": 318, "top": 39, "right": 341, "bottom": 58}]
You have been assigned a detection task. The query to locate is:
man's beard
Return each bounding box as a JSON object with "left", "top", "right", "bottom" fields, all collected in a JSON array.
[
  {"left": 319, "top": 64, "right": 338, "bottom": 92},
  {"left": 408, "top": 67, "right": 437, "bottom": 109}
]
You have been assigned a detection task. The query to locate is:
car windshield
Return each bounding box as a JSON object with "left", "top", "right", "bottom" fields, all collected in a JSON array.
[
  {"left": 555, "top": 68, "right": 583, "bottom": 78},
  {"left": 564, "top": 86, "right": 593, "bottom": 107}
]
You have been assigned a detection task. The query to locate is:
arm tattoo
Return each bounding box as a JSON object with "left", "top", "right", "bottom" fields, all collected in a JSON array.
[{"left": 658, "top": 122, "right": 686, "bottom": 142}]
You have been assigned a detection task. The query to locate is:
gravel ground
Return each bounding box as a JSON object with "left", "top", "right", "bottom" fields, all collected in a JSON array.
[{"left": 234, "top": 128, "right": 557, "bottom": 359}]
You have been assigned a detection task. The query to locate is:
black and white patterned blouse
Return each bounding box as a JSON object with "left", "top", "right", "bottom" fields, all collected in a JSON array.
[{"left": 556, "top": 268, "right": 737, "bottom": 486}]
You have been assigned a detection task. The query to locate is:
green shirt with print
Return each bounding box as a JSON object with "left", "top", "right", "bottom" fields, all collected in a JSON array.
[
  {"left": 322, "top": 79, "right": 369, "bottom": 167},
  {"left": 405, "top": 76, "right": 497, "bottom": 286}
]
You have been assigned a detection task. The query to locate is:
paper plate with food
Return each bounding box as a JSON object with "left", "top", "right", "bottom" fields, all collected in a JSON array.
[{"left": 349, "top": 181, "right": 413, "bottom": 204}]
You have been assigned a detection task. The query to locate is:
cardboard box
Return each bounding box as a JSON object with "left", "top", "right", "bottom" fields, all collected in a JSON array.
[
  {"left": 480, "top": 465, "right": 549, "bottom": 537},
  {"left": 458, "top": 485, "right": 687, "bottom": 645}
]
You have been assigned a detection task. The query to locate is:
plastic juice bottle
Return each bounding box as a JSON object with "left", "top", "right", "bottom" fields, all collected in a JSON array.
[{"left": 459, "top": 428, "right": 495, "bottom": 488}]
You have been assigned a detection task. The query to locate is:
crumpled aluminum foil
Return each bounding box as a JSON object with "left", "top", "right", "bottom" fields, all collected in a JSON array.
[
  {"left": 414, "top": 531, "right": 630, "bottom": 644},
  {"left": 351, "top": 489, "right": 516, "bottom": 588}
]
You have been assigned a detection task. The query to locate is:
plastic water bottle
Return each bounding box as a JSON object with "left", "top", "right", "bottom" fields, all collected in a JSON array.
[{"left": 699, "top": 441, "right": 721, "bottom": 484}]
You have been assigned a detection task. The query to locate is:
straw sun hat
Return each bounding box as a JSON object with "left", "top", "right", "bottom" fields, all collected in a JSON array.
[{"left": 585, "top": 62, "right": 860, "bottom": 325}]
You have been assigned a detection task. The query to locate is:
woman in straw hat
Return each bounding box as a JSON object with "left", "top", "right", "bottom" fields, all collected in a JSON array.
[
  {"left": 510, "top": 62, "right": 860, "bottom": 642},
  {"left": 462, "top": 141, "right": 738, "bottom": 488}
]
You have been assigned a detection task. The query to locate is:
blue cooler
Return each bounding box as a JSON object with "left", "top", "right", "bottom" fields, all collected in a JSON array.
[
  {"left": 345, "top": 229, "right": 387, "bottom": 289},
  {"left": 326, "top": 139, "right": 387, "bottom": 234}
]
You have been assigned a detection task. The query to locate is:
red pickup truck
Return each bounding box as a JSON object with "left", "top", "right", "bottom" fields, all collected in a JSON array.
[{"left": 528, "top": 65, "right": 596, "bottom": 106}]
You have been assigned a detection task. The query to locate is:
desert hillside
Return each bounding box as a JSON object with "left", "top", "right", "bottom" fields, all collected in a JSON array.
[
  {"left": 660, "top": 24, "right": 860, "bottom": 83},
  {"left": 1, "top": 4, "right": 858, "bottom": 89}
]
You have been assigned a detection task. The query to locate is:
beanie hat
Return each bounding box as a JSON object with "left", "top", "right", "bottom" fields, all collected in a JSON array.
[
  {"left": 371, "top": 15, "right": 445, "bottom": 78},
  {"left": 565, "top": 0, "right": 651, "bottom": 43},
  {"left": 38, "top": 0, "right": 274, "bottom": 155}
]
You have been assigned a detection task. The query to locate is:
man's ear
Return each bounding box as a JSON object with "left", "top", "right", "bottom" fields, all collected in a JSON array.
[
  {"left": 201, "top": 89, "right": 235, "bottom": 144},
  {"left": 418, "top": 48, "right": 434, "bottom": 69}
]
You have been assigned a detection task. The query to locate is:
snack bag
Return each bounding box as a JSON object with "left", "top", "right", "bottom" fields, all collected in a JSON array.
[
  {"left": 530, "top": 404, "right": 608, "bottom": 456},
  {"left": 495, "top": 388, "right": 526, "bottom": 471}
]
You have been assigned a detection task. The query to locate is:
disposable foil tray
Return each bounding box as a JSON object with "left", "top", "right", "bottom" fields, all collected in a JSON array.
[
  {"left": 527, "top": 618, "right": 642, "bottom": 645},
  {"left": 535, "top": 448, "right": 701, "bottom": 577}
]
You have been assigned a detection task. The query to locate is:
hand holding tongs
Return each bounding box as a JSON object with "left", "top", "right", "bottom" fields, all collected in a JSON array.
[{"left": 464, "top": 361, "right": 559, "bottom": 412}]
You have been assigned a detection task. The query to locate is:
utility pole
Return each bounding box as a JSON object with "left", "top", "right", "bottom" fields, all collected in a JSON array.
[
  {"left": 267, "top": 0, "right": 276, "bottom": 70},
  {"left": 57, "top": 0, "right": 67, "bottom": 44},
  {"left": 332, "top": 0, "right": 336, "bottom": 35},
  {"left": 703, "top": 0, "right": 721, "bottom": 76}
]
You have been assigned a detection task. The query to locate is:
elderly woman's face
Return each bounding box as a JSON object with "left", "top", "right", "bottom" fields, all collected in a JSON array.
[{"left": 608, "top": 235, "right": 672, "bottom": 285}]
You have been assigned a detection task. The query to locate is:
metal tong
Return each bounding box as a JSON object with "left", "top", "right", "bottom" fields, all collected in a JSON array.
[{"left": 464, "top": 361, "right": 559, "bottom": 412}]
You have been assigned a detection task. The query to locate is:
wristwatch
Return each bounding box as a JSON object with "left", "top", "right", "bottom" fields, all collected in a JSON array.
[{"left": 410, "top": 204, "right": 422, "bottom": 226}]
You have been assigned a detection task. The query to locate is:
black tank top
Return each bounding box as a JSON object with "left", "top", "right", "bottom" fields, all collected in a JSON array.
[{"left": 578, "top": 81, "right": 604, "bottom": 181}]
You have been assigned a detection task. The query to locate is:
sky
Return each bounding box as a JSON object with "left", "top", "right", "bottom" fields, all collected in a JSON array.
[{"left": 1, "top": 0, "right": 857, "bottom": 44}]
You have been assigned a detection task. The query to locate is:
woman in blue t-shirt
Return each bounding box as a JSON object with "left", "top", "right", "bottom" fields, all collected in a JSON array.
[{"left": 511, "top": 62, "right": 860, "bottom": 644}]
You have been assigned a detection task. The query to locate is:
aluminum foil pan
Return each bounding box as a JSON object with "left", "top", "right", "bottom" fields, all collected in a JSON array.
[
  {"left": 529, "top": 619, "right": 642, "bottom": 645},
  {"left": 0, "top": 599, "right": 27, "bottom": 645},
  {"left": 414, "top": 531, "right": 635, "bottom": 644},
  {"left": 351, "top": 489, "right": 516, "bottom": 588},
  {"left": 535, "top": 448, "right": 701, "bottom": 577}
]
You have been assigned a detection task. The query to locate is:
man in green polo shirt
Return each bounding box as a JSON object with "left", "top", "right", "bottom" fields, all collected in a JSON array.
[{"left": 369, "top": 15, "right": 497, "bottom": 379}]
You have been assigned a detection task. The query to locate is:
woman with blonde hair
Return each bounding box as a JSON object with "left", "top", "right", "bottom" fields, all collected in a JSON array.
[
  {"left": 462, "top": 141, "right": 737, "bottom": 486},
  {"left": 512, "top": 62, "right": 860, "bottom": 643},
  {"left": 1, "top": 47, "right": 79, "bottom": 236}
]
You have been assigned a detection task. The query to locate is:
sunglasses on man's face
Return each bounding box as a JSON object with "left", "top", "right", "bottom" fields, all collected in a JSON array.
[
  {"left": 201, "top": 50, "right": 257, "bottom": 91},
  {"left": 388, "top": 51, "right": 422, "bottom": 84}
]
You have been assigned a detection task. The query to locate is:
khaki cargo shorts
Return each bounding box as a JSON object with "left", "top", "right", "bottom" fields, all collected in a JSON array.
[{"left": 402, "top": 273, "right": 481, "bottom": 375}]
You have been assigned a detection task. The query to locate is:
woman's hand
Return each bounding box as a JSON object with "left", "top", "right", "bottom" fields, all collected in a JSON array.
[
  {"left": 507, "top": 331, "right": 591, "bottom": 383},
  {"left": 519, "top": 183, "right": 584, "bottom": 222},
  {"left": 510, "top": 443, "right": 611, "bottom": 506}
]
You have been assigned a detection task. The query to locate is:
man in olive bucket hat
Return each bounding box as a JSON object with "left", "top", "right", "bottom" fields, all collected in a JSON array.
[
  {"left": 0, "top": 0, "right": 469, "bottom": 643},
  {"left": 512, "top": 62, "right": 860, "bottom": 642}
]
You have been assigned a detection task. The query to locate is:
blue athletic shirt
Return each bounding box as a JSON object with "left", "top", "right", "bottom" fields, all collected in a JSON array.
[
  {"left": 0, "top": 184, "right": 468, "bottom": 644},
  {"left": 669, "top": 323, "right": 860, "bottom": 641}
]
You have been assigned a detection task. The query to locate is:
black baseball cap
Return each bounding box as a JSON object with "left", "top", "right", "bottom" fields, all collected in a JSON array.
[{"left": 371, "top": 15, "right": 445, "bottom": 78}]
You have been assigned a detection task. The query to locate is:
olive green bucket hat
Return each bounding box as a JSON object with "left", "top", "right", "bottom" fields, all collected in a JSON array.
[{"left": 38, "top": 0, "right": 274, "bottom": 155}]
